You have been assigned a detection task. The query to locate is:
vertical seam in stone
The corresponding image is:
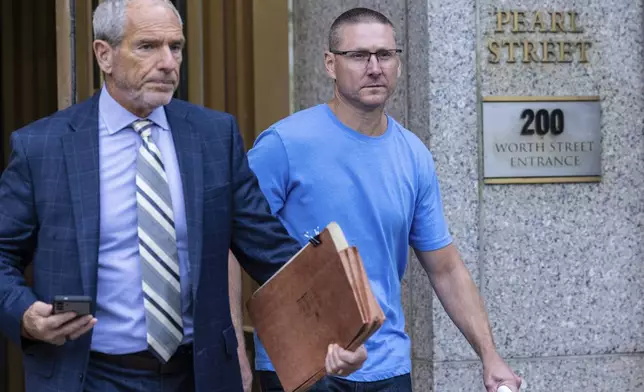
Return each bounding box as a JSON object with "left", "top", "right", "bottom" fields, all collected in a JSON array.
[
  {"left": 474, "top": 0, "right": 485, "bottom": 296},
  {"left": 424, "top": 1, "right": 434, "bottom": 388},
  {"left": 403, "top": 1, "right": 416, "bottom": 388}
]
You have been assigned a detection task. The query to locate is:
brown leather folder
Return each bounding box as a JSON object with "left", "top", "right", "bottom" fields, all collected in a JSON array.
[{"left": 246, "top": 222, "right": 385, "bottom": 392}]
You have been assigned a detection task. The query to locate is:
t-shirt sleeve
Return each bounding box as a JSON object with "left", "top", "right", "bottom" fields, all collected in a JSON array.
[
  {"left": 247, "top": 127, "right": 289, "bottom": 215},
  {"left": 409, "top": 150, "right": 453, "bottom": 251}
]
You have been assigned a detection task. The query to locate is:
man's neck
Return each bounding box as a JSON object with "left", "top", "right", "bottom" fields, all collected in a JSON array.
[
  {"left": 328, "top": 96, "right": 387, "bottom": 137},
  {"left": 105, "top": 82, "right": 152, "bottom": 118}
]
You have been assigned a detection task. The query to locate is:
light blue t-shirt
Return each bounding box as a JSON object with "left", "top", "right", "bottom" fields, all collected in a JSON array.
[{"left": 247, "top": 104, "right": 452, "bottom": 382}]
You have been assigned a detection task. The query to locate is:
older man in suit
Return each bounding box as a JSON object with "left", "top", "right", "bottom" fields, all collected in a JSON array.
[{"left": 0, "top": 0, "right": 366, "bottom": 391}]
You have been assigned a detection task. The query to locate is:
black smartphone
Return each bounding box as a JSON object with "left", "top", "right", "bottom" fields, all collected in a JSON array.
[{"left": 52, "top": 295, "right": 92, "bottom": 316}]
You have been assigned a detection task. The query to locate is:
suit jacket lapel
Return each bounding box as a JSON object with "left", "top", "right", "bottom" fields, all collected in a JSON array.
[
  {"left": 62, "top": 95, "right": 101, "bottom": 298},
  {"left": 165, "top": 101, "right": 203, "bottom": 299}
]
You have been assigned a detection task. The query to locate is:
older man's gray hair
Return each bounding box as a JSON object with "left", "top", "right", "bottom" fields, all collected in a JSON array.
[{"left": 93, "top": 0, "right": 183, "bottom": 47}]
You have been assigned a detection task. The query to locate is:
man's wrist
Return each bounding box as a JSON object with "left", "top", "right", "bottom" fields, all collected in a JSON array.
[
  {"left": 20, "top": 320, "right": 37, "bottom": 342},
  {"left": 20, "top": 316, "right": 31, "bottom": 338},
  {"left": 21, "top": 324, "right": 34, "bottom": 339},
  {"left": 237, "top": 336, "right": 247, "bottom": 354},
  {"left": 480, "top": 346, "right": 501, "bottom": 365}
]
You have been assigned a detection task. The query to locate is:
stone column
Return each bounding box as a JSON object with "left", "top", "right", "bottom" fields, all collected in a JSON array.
[
  {"left": 459, "top": 2, "right": 644, "bottom": 391},
  {"left": 292, "top": 1, "right": 644, "bottom": 391}
]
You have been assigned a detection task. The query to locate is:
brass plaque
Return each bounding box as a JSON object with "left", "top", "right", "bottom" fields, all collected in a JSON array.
[{"left": 482, "top": 96, "right": 602, "bottom": 184}]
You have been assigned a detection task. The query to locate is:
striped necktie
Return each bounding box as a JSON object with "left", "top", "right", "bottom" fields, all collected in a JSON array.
[{"left": 132, "top": 119, "right": 183, "bottom": 362}]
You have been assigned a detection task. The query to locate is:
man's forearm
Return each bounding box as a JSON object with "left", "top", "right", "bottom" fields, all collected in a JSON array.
[
  {"left": 0, "top": 262, "right": 38, "bottom": 346},
  {"left": 418, "top": 246, "right": 498, "bottom": 361},
  {"left": 432, "top": 263, "right": 496, "bottom": 359},
  {"left": 228, "top": 251, "right": 254, "bottom": 392},
  {"left": 228, "top": 251, "right": 247, "bottom": 353},
  {"left": 0, "top": 134, "right": 40, "bottom": 345}
]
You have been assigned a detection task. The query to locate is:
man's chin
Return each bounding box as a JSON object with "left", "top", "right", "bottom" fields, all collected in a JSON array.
[
  {"left": 143, "top": 91, "right": 174, "bottom": 107},
  {"left": 359, "top": 95, "right": 387, "bottom": 109}
]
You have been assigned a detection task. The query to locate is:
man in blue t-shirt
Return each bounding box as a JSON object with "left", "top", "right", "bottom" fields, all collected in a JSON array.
[{"left": 246, "top": 7, "right": 522, "bottom": 392}]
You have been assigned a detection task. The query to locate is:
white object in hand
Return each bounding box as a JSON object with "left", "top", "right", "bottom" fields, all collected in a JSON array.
[{"left": 497, "top": 386, "right": 513, "bottom": 392}]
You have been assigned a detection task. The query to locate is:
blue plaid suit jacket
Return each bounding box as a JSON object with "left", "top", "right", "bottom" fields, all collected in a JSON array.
[{"left": 0, "top": 93, "right": 300, "bottom": 392}]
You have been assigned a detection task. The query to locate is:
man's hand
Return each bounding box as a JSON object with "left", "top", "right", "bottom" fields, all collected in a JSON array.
[
  {"left": 483, "top": 352, "right": 522, "bottom": 392},
  {"left": 325, "top": 344, "right": 367, "bottom": 377},
  {"left": 21, "top": 301, "right": 97, "bottom": 345}
]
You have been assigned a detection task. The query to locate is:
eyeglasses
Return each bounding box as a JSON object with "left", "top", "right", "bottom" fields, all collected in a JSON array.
[{"left": 330, "top": 49, "right": 402, "bottom": 69}]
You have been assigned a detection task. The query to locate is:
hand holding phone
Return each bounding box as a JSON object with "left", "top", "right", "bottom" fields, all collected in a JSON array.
[{"left": 21, "top": 297, "right": 97, "bottom": 346}]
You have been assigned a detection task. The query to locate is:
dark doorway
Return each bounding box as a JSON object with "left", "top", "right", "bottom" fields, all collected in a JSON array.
[{"left": 0, "top": 1, "right": 59, "bottom": 390}]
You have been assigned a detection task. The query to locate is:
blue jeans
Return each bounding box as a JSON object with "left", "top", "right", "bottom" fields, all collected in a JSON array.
[
  {"left": 258, "top": 371, "right": 412, "bottom": 392},
  {"left": 84, "top": 352, "right": 195, "bottom": 392}
]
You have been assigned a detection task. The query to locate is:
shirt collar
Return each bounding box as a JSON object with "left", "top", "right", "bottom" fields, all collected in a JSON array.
[{"left": 98, "top": 85, "right": 170, "bottom": 135}]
